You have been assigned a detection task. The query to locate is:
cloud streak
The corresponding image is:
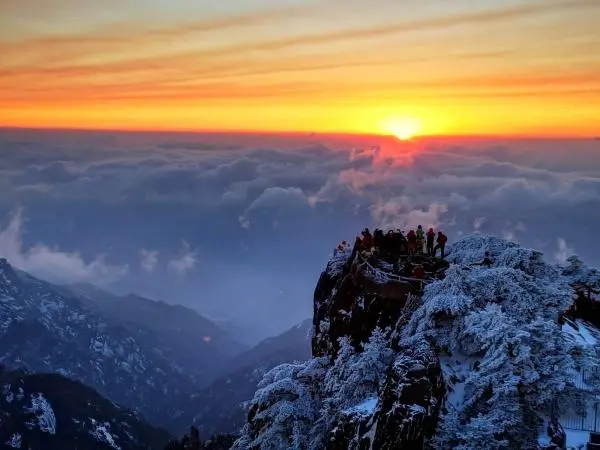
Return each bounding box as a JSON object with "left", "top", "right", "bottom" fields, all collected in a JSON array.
[
  {"left": 167, "top": 241, "right": 197, "bottom": 276},
  {"left": 0, "top": 208, "right": 128, "bottom": 285},
  {"left": 140, "top": 249, "right": 159, "bottom": 273}
]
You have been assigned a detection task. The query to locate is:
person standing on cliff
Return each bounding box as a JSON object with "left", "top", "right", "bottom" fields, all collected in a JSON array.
[
  {"left": 406, "top": 229, "right": 417, "bottom": 254},
  {"left": 416, "top": 225, "right": 425, "bottom": 254},
  {"left": 361, "top": 228, "right": 373, "bottom": 249},
  {"left": 434, "top": 232, "right": 448, "bottom": 259},
  {"left": 426, "top": 227, "right": 435, "bottom": 256}
]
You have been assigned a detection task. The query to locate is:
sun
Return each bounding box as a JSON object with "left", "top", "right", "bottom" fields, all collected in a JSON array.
[{"left": 381, "top": 117, "right": 422, "bottom": 140}]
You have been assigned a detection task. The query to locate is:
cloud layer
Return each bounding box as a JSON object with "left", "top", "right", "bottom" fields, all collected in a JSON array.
[{"left": 0, "top": 129, "right": 599, "bottom": 340}]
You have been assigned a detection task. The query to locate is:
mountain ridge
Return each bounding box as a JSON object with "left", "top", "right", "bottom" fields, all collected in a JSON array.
[{"left": 0, "top": 257, "right": 236, "bottom": 429}]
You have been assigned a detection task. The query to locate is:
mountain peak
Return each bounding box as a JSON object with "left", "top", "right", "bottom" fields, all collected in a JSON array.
[
  {"left": 0, "top": 257, "right": 13, "bottom": 273},
  {"left": 0, "top": 257, "right": 21, "bottom": 297},
  {"left": 234, "top": 230, "right": 600, "bottom": 450}
]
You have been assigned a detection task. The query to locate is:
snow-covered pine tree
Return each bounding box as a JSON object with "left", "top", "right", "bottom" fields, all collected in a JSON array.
[{"left": 404, "top": 235, "right": 594, "bottom": 449}]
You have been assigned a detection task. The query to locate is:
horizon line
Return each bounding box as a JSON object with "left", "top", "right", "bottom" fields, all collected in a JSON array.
[{"left": 0, "top": 125, "right": 597, "bottom": 141}]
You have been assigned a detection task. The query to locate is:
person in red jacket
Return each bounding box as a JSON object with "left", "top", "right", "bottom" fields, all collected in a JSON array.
[
  {"left": 434, "top": 232, "right": 448, "bottom": 258},
  {"left": 426, "top": 227, "right": 435, "bottom": 256},
  {"left": 413, "top": 264, "right": 425, "bottom": 279}
]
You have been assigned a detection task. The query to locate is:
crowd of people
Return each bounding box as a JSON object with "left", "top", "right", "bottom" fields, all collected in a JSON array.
[
  {"left": 345, "top": 226, "right": 448, "bottom": 259},
  {"left": 335, "top": 226, "right": 450, "bottom": 282}
]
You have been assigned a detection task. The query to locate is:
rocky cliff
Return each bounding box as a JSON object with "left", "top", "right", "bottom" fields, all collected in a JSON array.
[{"left": 233, "top": 233, "right": 600, "bottom": 449}]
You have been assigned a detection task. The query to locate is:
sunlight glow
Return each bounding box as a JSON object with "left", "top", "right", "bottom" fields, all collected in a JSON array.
[{"left": 381, "top": 117, "right": 423, "bottom": 140}]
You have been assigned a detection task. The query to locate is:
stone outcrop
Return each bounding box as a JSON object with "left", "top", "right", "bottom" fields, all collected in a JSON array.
[
  {"left": 234, "top": 233, "right": 596, "bottom": 449},
  {"left": 372, "top": 343, "right": 445, "bottom": 449},
  {"left": 312, "top": 247, "right": 448, "bottom": 358},
  {"left": 232, "top": 237, "right": 450, "bottom": 449}
]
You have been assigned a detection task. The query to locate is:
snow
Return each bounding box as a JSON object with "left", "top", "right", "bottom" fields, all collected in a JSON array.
[
  {"left": 439, "top": 356, "right": 476, "bottom": 409},
  {"left": 326, "top": 245, "right": 353, "bottom": 277},
  {"left": 3, "top": 383, "right": 14, "bottom": 403},
  {"left": 344, "top": 397, "right": 378, "bottom": 415},
  {"left": 6, "top": 433, "right": 22, "bottom": 448},
  {"left": 563, "top": 320, "right": 599, "bottom": 347},
  {"left": 25, "top": 393, "right": 56, "bottom": 435},
  {"left": 89, "top": 419, "right": 121, "bottom": 450},
  {"left": 537, "top": 428, "right": 551, "bottom": 447},
  {"left": 578, "top": 322, "right": 598, "bottom": 346},
  {"left": 565, "top": 429, "right": 589, "bottom": 449}
]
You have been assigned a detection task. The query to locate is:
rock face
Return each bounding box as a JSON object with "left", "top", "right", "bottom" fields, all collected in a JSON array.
[
  {"left": 0, "top": 365, "right": 172, "bottom": 450},
  {"left": 372, "top": 343, "right": 445, "bottom": 449},
  {"left": 234, "top": 239, "right": 449, "bottom": 449},
  {"left": 234, "top": 233, "right": 600, "bottom": 449}
]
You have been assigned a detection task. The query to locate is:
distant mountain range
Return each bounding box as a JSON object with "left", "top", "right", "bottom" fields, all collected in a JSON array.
[
  {"left": 64, "top": 282, "right": 247, "bottom": 383},
  {"left": 0, "top": 258, "right": 243, "bottom": 427},
  {"left": 0, "top": 256, "right": 313, "bottom": 444},
  {"left": 0, "top": 365, "right": 172, "bottom": 449},
  {"left": 166, "top": 318, "right": 312, "bottom": 436}
]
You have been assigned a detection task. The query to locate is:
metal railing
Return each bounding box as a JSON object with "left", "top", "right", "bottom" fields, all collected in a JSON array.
[
  {"left": 554, "top": 370, "right": 600, "bottom": 432},
  {"left": 560, "top": 401, "right": 600, "bottom": 432},
  {"left": 354, "top": 251, "right": 434, "bottom": 290}
]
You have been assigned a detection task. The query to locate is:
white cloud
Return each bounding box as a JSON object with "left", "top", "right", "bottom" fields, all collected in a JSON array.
[
  {"left": 555, "top": 238, "right": 575, "bottom": 264},
  {"left": 139, "top": 249, "right": 159, "bottom": 273},
  {"left": 370, "top": 196, "right": 448, "bottom": 230},
  {"left": 473, "top": 217, "right": 487, "bottom": 232},
  {"left": 502, "top": 230, "right": 517, "bottom": 242},
  {"left": 167, "top": 241, "right": 197, "bottom": 276},
  {"left": 239, "top": 215, "right": 250, "bottom": 229},
  {"left": 0, "top": 209, "right": 128, "bottom": 285}
]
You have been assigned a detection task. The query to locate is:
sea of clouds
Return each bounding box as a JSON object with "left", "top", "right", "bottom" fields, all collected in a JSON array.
[{"left": 0, "top": 129, "right": 598, "bottom": 342}]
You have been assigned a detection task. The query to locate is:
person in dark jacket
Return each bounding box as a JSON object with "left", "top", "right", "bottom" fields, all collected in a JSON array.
[
  {"left": 398, "top": 230, "right": 408, "bottom": 254},
  {"left": 361, "top": 228, "right": 373, "bottom": 249},
  {"left": 416, "top": 225, "right": 425, "bottom": 254},
  {"left": 373, "top": 228, "right": 384, "bottom": 250},
  {"left": 426, "top": 227, "right": 435, "bottom": 256},
  {"left": 433, "top": 231, "right": 448, "bottom": 258},
  {"left": 406, "top": 230, "right": 417, "bottom": 254}
]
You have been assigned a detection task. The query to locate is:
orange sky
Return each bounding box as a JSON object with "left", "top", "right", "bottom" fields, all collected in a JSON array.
[{"left": 1, "top": 0, "right": 599, "bottom": 136}]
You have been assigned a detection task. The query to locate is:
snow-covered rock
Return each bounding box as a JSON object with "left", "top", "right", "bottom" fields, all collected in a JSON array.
[{"left": 233, "top": 233, "right": 600, "bottom": 450}]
